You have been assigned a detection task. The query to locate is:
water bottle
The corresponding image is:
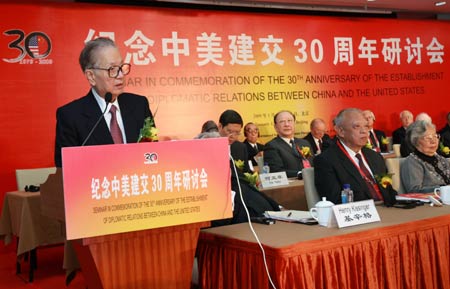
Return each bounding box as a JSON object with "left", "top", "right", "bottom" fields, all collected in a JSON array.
[
  {"left": 341, "top": 184, "right": 348, "bottom": 204},
  {"left": 262, "top": 163, "right": 270, "bottom": 174},
  {"left": 341, "top": 184, "right": 354, "bottom": 204},
  {"left": 347, "top": 185, "right": 354, "bottom": 203}
]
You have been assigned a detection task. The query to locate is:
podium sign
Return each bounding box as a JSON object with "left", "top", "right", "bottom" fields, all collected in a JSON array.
[{"left": 62, "top": 138, "right": 231, "bottom": 240}]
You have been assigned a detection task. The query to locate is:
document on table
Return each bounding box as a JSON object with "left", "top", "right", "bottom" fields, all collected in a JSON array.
[
  {"left": 264, "top": 210, "right": 313, "bottom": 222},
  {"left": 396, "top": 193, "right": 436, "bottom": 203}
]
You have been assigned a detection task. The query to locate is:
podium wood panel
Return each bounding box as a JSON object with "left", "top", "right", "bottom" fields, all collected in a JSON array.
[{"left": 73, "top": 221, "right": 210, "bottom": 289}]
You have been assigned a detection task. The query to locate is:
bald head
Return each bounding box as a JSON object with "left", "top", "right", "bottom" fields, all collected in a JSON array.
[{"left": 310, "top": 118, "right": 326, "bottom": 139}]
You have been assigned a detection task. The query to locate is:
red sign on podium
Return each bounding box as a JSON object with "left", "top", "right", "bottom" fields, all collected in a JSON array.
[{"left": 62, "top": 138, "right": 231, "bottom": 240}]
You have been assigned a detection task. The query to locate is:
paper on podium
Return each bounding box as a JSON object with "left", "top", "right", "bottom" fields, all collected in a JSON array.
[{"left": 264, "top": 210, "right": 313, "bottom": 222}]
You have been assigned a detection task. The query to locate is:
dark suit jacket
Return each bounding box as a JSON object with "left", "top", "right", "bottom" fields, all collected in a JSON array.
[
  {"left": 243, "top": 139, "right": 265, "bottom": 166},
  {"left": 55, "top": 90, "right": 152, "bottom": 167},
  {"left": 230, "top": 141, "right": 251, "bottom": 174},
  {"left": 392, "top": 126, "right": 406, "bottom": 145},
  {"left": 303, "top": 133, "right": 331, "bottom": 155},
  {"left": 439, "top": 124, "right": 450, "bottom": 135},
  {"left": 371, "top": 129, "right": 387, "bottom": 152},
  {"left": 314, "top": 141, "right": 397, "bottom": 206},
  {"left": 263, "top": 136, "right": 313, "bottom": 178},
  {"left": 441, "top": 130, "right": 450, "bottom": 148},
  {"left": 212, "top": 141, "right": 280, "bottom": 227},
  {"left": 211, "top": 175, "right": 280, "bottom": 227}
]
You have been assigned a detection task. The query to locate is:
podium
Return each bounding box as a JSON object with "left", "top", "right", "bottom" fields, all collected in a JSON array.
[
  {"left": 40, "top": 139, "right": 230, "bottom": 289},
  {"left": 41, "top": 168, "right": 210, "bottom": 289}
]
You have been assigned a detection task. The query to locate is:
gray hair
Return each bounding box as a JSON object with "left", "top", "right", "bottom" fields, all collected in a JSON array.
[
  {"left": 415, "top": 112, "right": 432, "bottom": 122},
  {"left": 334, "top": 108, "right": 362, "bottom": 127},
  {"left": 194, "top": 131, "right": 221, "bottom": 139},
  {"left": 399, "top": 110, "right": 413, "bottom": 119},
  {"left": 310, "top": 118, "right": 325, "bottom": 130},
  {"left": 362, "top": 110, "right": 375, "bottom": 121},
  {"left": 79, "top": 37, "right": 116, "bottom": 72},
  {"left": 407, "top": 120, "right": 435, "bottom": 147}
]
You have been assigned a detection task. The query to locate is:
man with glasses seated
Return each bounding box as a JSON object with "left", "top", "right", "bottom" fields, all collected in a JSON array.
[
  {"left": 243, "top": 122, "right": 265, "bottom": 167},
  {"left": 263, "top": 110, "right": 313, "bottom": 179},
  {"left": 314, "top": 108, "right": 397, "bottom": 206},
  {"left": 303, "top": 118, "right": 332, "bottom": 155},
  {"left": 217, "top": 109, "right": 251, "bottom": 173},
  {"left": 54, "top": 37, "right": 153, "bottom": 167},
  {"left": 400, "top": 120, "right": 450, "bottom": 193},
  {"left": 213, "top": 110, "right": 280, "bottom": 226}
]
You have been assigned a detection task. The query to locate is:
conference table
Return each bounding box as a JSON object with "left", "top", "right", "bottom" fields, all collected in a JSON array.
[
  {"left": 0, "top": 191, "right": 67, "bottom": 282},
  {"left": 197, "top": 204, "right": 450, "bottom": 289},
  {"left": 260, "top": 179, "right": 307, "bottom": 211}
]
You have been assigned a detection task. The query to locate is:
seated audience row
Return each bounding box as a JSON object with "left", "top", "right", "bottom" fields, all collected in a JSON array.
[{"left": 200, "top": 108, "right": 450, "bottom": 227}]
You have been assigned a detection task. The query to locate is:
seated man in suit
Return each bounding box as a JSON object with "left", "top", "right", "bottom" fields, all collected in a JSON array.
[
  {"left": 314, "top": 108, "right": 397, "bottom": 206},
  {"left": 264, "top": 110, "right": 313, "bottom": 179},
  {"left": 217, "top": 109, "right": 250, "bottom": 173},
  {"left": 392, "top": 110, "right": 413, "bottom": 145},
  {"left": 54, "top": 37, "right": 153, "bottom": 167},
  {"left": 303, "top": 118, "right": 331, "bottom": 155},
  {"left": 243, "top": 122, "right": 265, "bottom": 167},
  {"left": 401, "top": 112, "right": 432, "bottom": 157},
  {"left": 362, "top": 110, "right": 387, "bottom": 152},
  {"left": 213, "top": 110, "right": 280, "bottom": 226}
]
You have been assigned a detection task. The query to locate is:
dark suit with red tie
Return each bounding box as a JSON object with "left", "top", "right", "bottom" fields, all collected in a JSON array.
[
  {"left": 313, "top": 141, "right": 397, "bottom": 206},
  {"left": 54, "top": 90, "right": 152, "bottom": 167},
  {"left": 303, "top": 132, "right": 331, "bottom": 155},
  {"left": 263, "top": 136, "right": 313, "bottom": 178}
]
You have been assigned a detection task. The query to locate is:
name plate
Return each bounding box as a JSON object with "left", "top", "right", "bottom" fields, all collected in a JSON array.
[
  {"left": 332, "top": 199, "right": 380, "bottom": 228},
  {"left": 259, "top": 171, "right": 289, "bottom": 189}
]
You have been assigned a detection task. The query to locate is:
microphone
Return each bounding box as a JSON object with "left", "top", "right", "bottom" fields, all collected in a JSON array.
[{"left": 81, "top": 92, "right": 112, "bottom": 146}]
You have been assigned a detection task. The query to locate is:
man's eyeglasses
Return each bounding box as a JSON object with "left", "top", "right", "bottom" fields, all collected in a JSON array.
[
  {"left": 224, "top": 127, "right": 241, "bottom": 136},
  {"left": 89, "top": 63, "right": 131, "bottom": 78},
  {"left": 421, "top": 134, "right": 440, "bottom": 142},
  {"left": 245, "top": 129, "right": 259, "bottom": 134}
]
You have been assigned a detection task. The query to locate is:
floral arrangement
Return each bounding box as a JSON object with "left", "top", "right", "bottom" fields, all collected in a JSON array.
[
  {"left": 381, "top": 136, "right": 389, "bottom": 145},
  {"left": 296, "top": 145, "right": 312, "bottom": 159},
  {"left": 365, "top": 142, "right": 373, "bottom": 149},
  {"left": 234, "top": 159, "right": 245, "bottom": 171},
  {"left": 137, "top": 116, "right": 158, "bottom": 142},
  {"left": 244, "top": 172, "right": 260, "bottom": 188},
  {"left": 440, "top": 142, "right": 450, "bottom": 156},
  {"left": 374, "top": 173, "right": 394, "bottom": 189}
]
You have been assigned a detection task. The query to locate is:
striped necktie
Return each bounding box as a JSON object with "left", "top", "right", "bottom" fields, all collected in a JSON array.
[
  {"left": 290, "top": 139, "right": 300, "bottom": 157},
  {"left": 109, "top": 105, "right": 124, "bottom": 144}
]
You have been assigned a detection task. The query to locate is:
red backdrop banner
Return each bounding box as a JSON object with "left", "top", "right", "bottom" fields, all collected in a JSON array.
[{"left": 0, "top": 2, "right": 449, "bottom": 198}]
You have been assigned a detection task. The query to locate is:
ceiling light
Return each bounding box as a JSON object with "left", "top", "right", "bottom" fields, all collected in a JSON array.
[{"left": 435, "top": 1, "right": 447, "bottom": 6}]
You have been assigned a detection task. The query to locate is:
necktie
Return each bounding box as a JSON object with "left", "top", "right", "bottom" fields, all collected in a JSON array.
[
  {"left": 318, "top": 139, "right": 323, "bottom": 151},
  {"left": 290, "top": 139, "right": 300, "bottom": 157},
  {"left": 355, "top": 153, "right": 383, "bottom": 201},
  {"left": 109, "top": 105, "right": 124, "bottom": 144},
  {"left": 369, "top": 131, "right": 380, "bottom": 152}
]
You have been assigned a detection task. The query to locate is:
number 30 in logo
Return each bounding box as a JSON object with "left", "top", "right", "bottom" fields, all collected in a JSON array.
[{"left": 3, "top": 29, "right": 52, "bottom": 63}]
